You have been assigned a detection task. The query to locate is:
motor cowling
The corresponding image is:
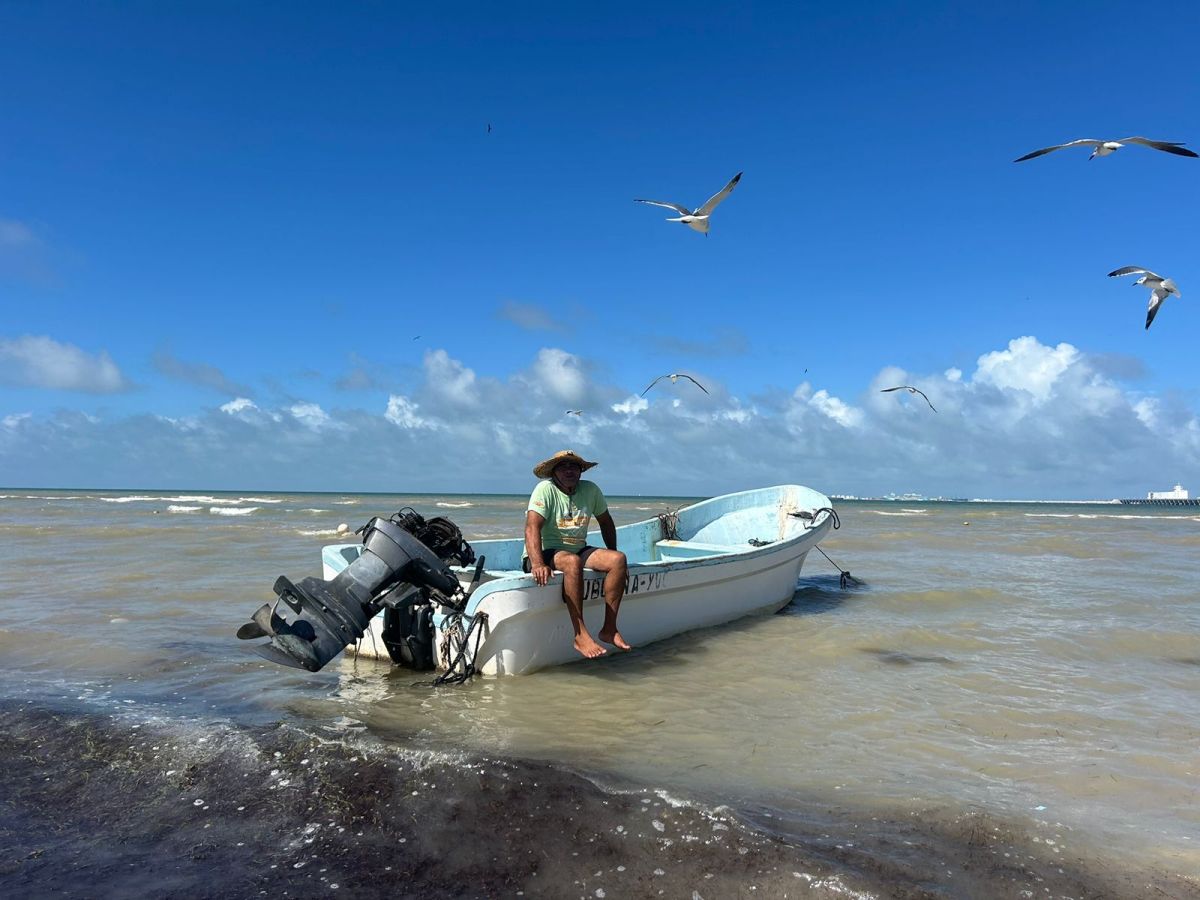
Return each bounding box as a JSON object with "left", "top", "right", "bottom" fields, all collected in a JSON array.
[{"left": 236, "top": 511, "right": 473, "bottom": 672}]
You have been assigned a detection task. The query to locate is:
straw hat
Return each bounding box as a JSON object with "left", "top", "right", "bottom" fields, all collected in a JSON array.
[{"left": 533, "top": 449, "right": 598, "bottom": 479}]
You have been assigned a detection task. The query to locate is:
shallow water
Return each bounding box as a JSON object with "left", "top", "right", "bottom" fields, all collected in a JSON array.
[{"left": 1, "top": 489, "right": 1198, "bottom": 897}]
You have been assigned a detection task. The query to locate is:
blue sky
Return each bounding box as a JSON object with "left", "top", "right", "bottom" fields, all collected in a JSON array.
[{"left": 2, "top": 0, "right": 1199, "bottom": 498}]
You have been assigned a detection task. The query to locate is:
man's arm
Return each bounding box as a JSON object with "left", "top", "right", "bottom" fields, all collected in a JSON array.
[
  {"left": 597, "top": 510, "right": 618, "bottom": 551},
  {"left": 525, "top": 510, "right": 552, "bottom": 586}
]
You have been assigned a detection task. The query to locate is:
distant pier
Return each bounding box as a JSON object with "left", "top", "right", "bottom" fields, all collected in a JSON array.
[{"left": 1118, "top": 484, "right": 1198, "bottom": 506}]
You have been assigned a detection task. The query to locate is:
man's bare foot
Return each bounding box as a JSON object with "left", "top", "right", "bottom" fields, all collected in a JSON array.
[
  {"left": 574, "top": 633, "right": 607, "bottom": 658},
  {"left": 599, "top": 628, "right": 632, "bottom": 650}
]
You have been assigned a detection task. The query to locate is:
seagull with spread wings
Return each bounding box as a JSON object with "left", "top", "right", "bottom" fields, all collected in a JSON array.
[
  {"left": 881, "top": 385, "right": 937, "bottom": 412},
  {"left": 1014, "top": 137, "right": 1198, "bottom": 162},
  {"left": 635, "top": 172, "right": 742, "bottom": 235},
  {"left": 1107, "top": 267, "right": 1182, "bottom": 329},
  {"left": 641, "top": 373, "right": 710, "bottom": 397}
]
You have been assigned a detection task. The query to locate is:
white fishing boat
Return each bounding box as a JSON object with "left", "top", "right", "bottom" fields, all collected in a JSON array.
[{"left": 238, "top": 484, "right": 839, "bottom": 677}]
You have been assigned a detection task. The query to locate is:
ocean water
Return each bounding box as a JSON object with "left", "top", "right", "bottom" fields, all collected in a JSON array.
[{"left": 0, "top": 488, "right": 1197, "bottom": 898}]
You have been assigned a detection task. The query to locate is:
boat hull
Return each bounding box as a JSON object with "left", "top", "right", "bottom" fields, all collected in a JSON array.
[{"left": 463, "top": 545, "right": 813, "bottom": 675}]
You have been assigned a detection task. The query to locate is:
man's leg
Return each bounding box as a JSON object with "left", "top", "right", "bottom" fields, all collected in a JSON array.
[
  {"left": 554, "top": 550, "right": 606, "bottom": 658},
  {"left": 583, "top": 548, "right": 631, "bottom": 650}
]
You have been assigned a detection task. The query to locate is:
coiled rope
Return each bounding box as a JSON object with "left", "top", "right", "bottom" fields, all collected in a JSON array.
[
  {"left": 656, "top": 508, "right": 680, "bottom": 541},
  {"left": 428, "top": 611, "right": 489, "bottom": 686}
]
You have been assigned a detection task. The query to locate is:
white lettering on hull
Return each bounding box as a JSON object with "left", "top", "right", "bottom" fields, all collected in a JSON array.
[{"left": 582, "top": 570, "right": 667, "bottom": 601}]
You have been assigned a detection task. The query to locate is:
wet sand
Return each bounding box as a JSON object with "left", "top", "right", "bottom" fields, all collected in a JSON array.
[{"left": 2, "top": 702, "right": 1195, "bottom": 899}]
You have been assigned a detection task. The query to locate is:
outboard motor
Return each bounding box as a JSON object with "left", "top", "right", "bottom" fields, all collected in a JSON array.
[{"left": 237, "top": 510, "right": 475, "bottom": 672}]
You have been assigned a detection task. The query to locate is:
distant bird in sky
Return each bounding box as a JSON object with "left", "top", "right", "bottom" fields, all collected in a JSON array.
[
  {"left": 487, "top": 123, "right": 492, "bottom": 133},
  {"left": 635, "top": 172, "right": 742, "bottom": 235},
  {"left": 881, "top": 385, "right": 937, "bottom": 412},
  {"left": 1014, "top": 137, "right": 1199, "bottom": 162},
  {"left": 1107, "top": 266, "right": 1182, "bottom": 329},
  {"left": 565, "top": 409, "right": 582, "bottom": 416},
  {"left": 642, "top": 373, "right": 710, "bottom": 396}
]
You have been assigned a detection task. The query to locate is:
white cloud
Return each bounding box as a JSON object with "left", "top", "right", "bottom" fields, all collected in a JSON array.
[
  {"left": 422, "top": 349, "right": 479, "bottom": 407},
  {"left": 612, "top": 395, "right": 649, "bottom": 416},
  {"left": 528, "top": 348, "right": 588, "bottom": 404},
  {"left": 385, "top": 394, "right": 437, "bottom": 429},
  {"left": 0, "top": 335, "right": 128, "bottom": 393},
  {"left": 807, "top": 389, "right": 864, "bottom": 428},
  {"left": 974, "top": 336, "right": 1077, "bottom": 403},
  {"left": 288, "top": 402, "right": 332, "bottom": 429},
  {"left": 221, "top": 397, "right": 258, "bottom": 415}
]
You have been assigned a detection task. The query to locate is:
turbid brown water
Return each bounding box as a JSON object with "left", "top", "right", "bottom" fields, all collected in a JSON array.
[{"left": 1, "top": 489, "right": 1197, "bottom": 897}]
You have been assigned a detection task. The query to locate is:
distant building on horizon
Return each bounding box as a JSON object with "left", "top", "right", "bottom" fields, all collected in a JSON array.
[{"left": 1148, "top": 484, "right": 1189, "bottom": 500}]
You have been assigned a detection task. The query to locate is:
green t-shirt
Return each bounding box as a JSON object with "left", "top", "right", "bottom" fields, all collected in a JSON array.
[{"left": 526, "top": 479, "right": 608, "bottom": 554}]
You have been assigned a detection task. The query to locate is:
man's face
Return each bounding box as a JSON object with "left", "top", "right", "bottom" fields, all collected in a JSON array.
[{"left": 554, "top": 461, "right": 582, "bottom": 489}]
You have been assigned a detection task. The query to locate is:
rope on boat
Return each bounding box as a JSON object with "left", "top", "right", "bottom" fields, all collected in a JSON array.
[
  {"left": 427, "top": 610, "right": 489, "bottom": 686},
  {"left": 657, "top": 508, "right": 680, "bottom": 541},
  {"left": 803, "top": 506, "right": 858, "bottom": 589}
]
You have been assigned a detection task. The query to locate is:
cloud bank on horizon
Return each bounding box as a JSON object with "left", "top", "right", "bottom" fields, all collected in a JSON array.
[{"left": 2, "top": 334, "right": 1195, "bottom": 500}]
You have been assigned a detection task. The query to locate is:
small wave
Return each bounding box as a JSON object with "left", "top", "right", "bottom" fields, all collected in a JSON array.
[
  {"left": 167, "top": 505, "right": 202, "bottom": 513},
  {"left": 296, "top": 528, "right": 342, "bottom": 537},
  {"left": 102, "top": 494, "right": 249, "bottom": 505},
  {"left": 1026, "top": 512, "right": 1190, "bottom": 521},
  {"left": 436, "top": 501, "right": 473, "bottom": 508},
  {"left": 900, "top": 508, "right": 928, "bottom": 514},
  {"left": 239, "top": 497, "right": 284, "bottom": 504},
  {"left": 335, "top": 499, "right": 360, "bottom": 505},
  {"left": 299, "top": 508, "right": 329, "bottom": 513},
  {"left": 870, "top": 510, "right": 927, "bottom": 517},
  {"left": 209, "top": 507, "right": 259, "bottom": 516}
]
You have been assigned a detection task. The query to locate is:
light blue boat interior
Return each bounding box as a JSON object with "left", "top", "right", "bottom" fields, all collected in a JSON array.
[{"left": 321, "top": 484, "right": 830, "bottom": 585}]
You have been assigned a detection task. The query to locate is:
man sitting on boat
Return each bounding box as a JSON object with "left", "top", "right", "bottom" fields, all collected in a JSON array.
[{"left": 524, "top": 450, "right": 631, "bottom": 659}]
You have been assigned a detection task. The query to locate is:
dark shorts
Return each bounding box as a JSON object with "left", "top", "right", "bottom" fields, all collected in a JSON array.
[{"left": 522, "top": 545, "right": 597, "bottom": 573}]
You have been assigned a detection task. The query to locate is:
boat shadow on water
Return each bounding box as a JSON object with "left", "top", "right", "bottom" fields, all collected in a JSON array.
[{"left": 779, "top": 573, "right": 865, "bottom": 617}]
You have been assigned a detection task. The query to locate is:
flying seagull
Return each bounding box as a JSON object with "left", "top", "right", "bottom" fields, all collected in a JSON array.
[
  {"left": 635, "top": 172, "right": 742, "bottom": 235},
  {"left": 565, "top": 409, "right": 582, "bottom": 416},
  {"left": 1107, "top": 266, "right": 1182, "bottom": 329},
  {"left": 1014, "top": 137, "right": 1199, "bottom": 162},
  {"left": 641, "top": 373, "right": 710, "bottom": 396},
  {"left": 881, "top": 385, "right": 937, "bottom": 412}
]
